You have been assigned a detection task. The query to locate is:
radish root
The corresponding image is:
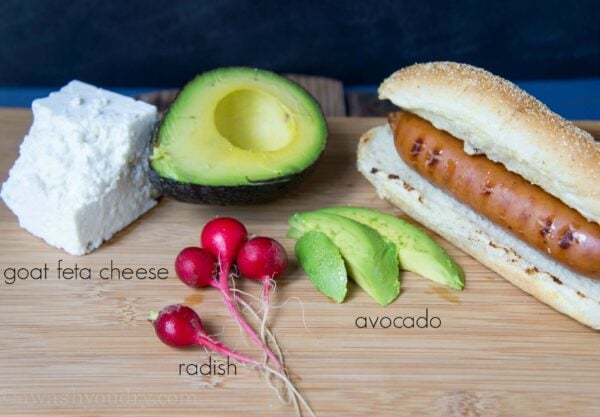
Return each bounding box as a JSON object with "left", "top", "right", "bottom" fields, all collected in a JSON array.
[
  {"left": 215, "top": 258, "right": 283, "bottom": 370},
  {"left": 231, "top": 285, "right": 316, "bottom": 416},
  {"left": 197, "top": 336, "right": 312, "bottom": 416},
  {"left": 231, "top": 291, "right": 289, "bottom": 397},
  {"left": 216, "top": 259, "right": 312, "bottom": 415},
  {"left": 262, "top": 365, "right": 316, "bottom": 417}
]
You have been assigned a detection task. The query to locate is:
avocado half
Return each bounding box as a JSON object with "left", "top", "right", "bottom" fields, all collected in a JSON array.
[{"left": 149, "top": 67, "right": 327, "bottom": 204}]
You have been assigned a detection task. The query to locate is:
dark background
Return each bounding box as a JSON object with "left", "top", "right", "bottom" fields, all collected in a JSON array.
[{"left": 0, "top": 0, "right": 599, "bottom": 87}]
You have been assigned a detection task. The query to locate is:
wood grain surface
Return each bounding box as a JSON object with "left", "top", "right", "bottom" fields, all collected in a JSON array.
[{"left": 0, "top": 109, "right": 598, "bottom": 417}]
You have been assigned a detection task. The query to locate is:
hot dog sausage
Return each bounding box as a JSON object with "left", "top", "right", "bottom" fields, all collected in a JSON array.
[{"left": 390, "top": 112, "right": 600, "bottom": 279}]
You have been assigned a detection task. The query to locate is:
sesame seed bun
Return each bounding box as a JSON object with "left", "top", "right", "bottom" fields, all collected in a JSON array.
[{"left": 379, "top": 62, "right": 600, "bottom": 224}]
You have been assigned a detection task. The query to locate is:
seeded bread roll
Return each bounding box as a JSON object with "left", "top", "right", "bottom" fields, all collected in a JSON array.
[
  {"left": 358, "top": 125, "right": 600, "bottom": 329},
  {"left": 379, "top": 62, "right": 600, "bottom": 224}
]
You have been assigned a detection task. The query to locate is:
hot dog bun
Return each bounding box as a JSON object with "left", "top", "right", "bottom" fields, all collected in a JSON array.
[
  {"left": 358, "top": 124, "right": 600, "bottom": 329},
  {"left": 379, "top": 62, "right": 600, "bottom": 224}
]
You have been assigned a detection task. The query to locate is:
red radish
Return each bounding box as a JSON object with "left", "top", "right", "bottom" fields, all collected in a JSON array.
[
  {"left": 151, "top": 304, "right": 259, "bottom": 365},
  {"left": 150, "top": 304, "right": 316, "bottom": 417},
  {"left": 200, "top": 217, "right": 282, "bottom": 370},
  {"left": 237, "top": 236, "right": 288, "bottom": 342},
  {"left": 237, "top": 236, "right": 288, "bottom": 302},
  {"left": 201, "top": 217, "right": 248, "bottom": 269},
  {"left": 175, "top": 247, "right": 217, "bottom": 288}
]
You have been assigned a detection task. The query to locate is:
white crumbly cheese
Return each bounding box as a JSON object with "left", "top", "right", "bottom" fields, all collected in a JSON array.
[{"left": 1, "top": 80, "right": 158, "bottom": 255}]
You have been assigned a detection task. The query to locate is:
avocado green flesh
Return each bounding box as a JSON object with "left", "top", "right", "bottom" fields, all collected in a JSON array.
[
  {"left": 295, "top": 231, "right": 347, "bottom": 303},
  {"left": 150, "top": 67, "right": 327, "bottom": 186},
  {"left": 289, "top": 211, "right": 400, "bottom": 306},
  {"left": 319, "top": 207, "right": 464, "bottom": 290}
]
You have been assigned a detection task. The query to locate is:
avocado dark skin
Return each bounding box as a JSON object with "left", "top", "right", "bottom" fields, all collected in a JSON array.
[{"left": 148, "top": 161, "right": 320, "bottom": 205}]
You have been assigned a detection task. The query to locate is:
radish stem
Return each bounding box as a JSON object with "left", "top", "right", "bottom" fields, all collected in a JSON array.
[
  {"left": 148, "top": 310, "right": 159, "bottom": 321},
  {"left": 196, "top": 334, "right": 260, "bottom": 367}
]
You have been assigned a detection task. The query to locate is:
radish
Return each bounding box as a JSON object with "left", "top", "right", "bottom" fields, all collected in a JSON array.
[
  {"left": 201, "top": 217, "right": 248, "bottom": 272},
  {"left": 150, "top": 304, "right": 316, "bottom": 417},
  {"left": 151, "top": 304, "right": 259, "bottom": 365},
  {"left": 237, "top": 237, "right": 288, "bottom": 340},
  {"left": 200, "top": 217, "right": 282, "bottom": 370},
  {"left": 175, "top": 247, "right": 217, "bottom": 288},
  {"left": 237, "top": 236, "right": 288, "bottom": 300}
]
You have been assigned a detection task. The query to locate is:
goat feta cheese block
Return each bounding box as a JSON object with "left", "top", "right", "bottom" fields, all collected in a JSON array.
[{"left": 1, "top": 80, "right": 158, "bottom": 255}]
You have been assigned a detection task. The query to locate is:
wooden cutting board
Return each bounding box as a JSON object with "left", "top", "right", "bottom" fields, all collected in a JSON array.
[{"left": 0, "top": 109, "right": 598, "bottom": 417}]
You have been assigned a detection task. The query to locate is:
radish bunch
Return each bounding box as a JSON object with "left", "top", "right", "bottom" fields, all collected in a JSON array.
[
  {"left": 174, "top": 217, "right": 286, "bottom": 368},
  {"left": 151, "top": 217, "right": 313, "bottom": 415}
]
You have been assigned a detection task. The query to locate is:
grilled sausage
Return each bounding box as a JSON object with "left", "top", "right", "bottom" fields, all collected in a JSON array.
[{"left": 390, "top": 112, "right": 600, "bottom": 279}]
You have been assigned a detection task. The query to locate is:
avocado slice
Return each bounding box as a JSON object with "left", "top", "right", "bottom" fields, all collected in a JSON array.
[
  {"left": 319, "top": 207, "right": 464, "bottom": 290},
  {"left": 295, "top": 231, "right": 348, "bottom": 303},
  {"left": 149, "top": 67, "right": 327, "bottom": 204},
  {"left": 288, "top": 211, "right": 399, "bottom": 305}
]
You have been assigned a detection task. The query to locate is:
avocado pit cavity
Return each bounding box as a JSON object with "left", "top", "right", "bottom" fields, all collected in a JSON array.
[{"left": 214, "top": 89, "right": 295, "bottom": 152}]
